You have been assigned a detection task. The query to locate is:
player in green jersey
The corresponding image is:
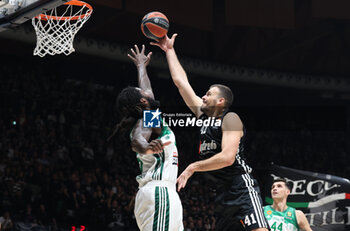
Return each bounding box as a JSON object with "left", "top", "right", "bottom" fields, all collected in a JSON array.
[
  {"left": 113, "top": 45, "right": 184, "bottom": 231},
  {"left": 264, "top": 178, "right": 312, "bottom": 231}
]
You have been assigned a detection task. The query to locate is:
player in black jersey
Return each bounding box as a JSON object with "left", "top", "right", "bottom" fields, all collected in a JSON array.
[{"left": 152, "top": 35, "right": 270, "bottom": 231}]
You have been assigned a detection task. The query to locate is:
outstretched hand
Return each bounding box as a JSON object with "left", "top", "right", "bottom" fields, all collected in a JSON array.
[
  {"left": 176, "top": 164, "right": 194, "bottom": 192},
  {"left": 128, "top": 44, "right": 152, "bottom": 67},
  {"left": 150, "top": 33, "right": 178, "bottom": 52}
]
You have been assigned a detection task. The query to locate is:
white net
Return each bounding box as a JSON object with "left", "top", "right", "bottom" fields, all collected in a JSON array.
[{"left": 32, "top": 0, "right": 92, "bottom": 57}]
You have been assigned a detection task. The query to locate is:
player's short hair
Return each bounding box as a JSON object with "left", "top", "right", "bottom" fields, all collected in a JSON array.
[
  {"left": 272, "top": 178, "right": 291, "bottom": 190},
  {"left": 210, "top": 84, "right": 233, "bottom": 108}
]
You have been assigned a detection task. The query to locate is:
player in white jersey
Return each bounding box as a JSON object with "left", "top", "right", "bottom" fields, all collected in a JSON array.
[
  {"left": 132, "top": 121, "right": 183, "bottom": 231},
  {"left": 115, "top": 45, "right": 183, "bottom": 231}
]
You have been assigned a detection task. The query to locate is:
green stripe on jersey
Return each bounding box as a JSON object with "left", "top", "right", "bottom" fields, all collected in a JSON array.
[
  {"left": 157, "top": 118, "right": 172, "bottom": 138},
  {"left": 161, "top": 187, "right": 165, "bottom": 230},
  {"left": 165, "top": 187, "right": 170, "bottom": 231},
  {"left": 152, "top": 154, "right": 162, "bottom": 180},
  {"left": 153, "top": 187, "right": 160, "bottom": 231},
  {"left": 152, "top": 152, "right": 165, "bottom": 181},
  {"left": 153, "top": 187, "right": 170, "bottom": 231},
  {"left": 160, "top": 152, "right": 165, "bottom": 180},
  {"left": 136, "top": 155, "right": 143, "bottom": 172}
]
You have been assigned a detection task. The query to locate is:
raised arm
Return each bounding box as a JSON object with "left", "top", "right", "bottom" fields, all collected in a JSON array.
[
  {"left": 128, "top": 44, "right": 154, "bottom": 99},
  {"left": 176, "top": 113, "right": 243, "bottom": 191},
  {"left": 131, "top": 119, "right": 170, "bottom": 154},
  {"left": 151, "top": 34, "right": 203, "bottom": 117},
  {"left": 296, "top": 210, "right": 312, "bottom": 231}
]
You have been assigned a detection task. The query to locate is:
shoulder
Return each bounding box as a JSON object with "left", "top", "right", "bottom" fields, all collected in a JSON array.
[
  {"left": 222, "top": 112, "right": 243, "bottom": 131},
  {"left": 295, "top": 209, "right": 310, "bottom": 228},
  {"left": 295, "top": 209, "right": 306, "bottom": 219}
]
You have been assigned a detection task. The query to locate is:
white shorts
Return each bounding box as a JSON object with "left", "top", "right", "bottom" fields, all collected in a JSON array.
[{"left": 134, "top": 180, "right": 184, "bottom": 231}]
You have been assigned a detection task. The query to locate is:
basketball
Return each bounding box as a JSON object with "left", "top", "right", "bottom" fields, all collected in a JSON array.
[{"left": 141, "top": 11, "right": 169, "bottom": 40}]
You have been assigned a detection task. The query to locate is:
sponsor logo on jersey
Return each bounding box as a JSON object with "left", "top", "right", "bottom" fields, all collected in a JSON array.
[
  {"left": 199, "top": 140, "right": 217, "bottom": 153},
  {"left": 172, "top": 152, "right": 178, "bottom": 165},
  {"left": 285, "top": 211, "right": 293, "bottom": 220},
  {"left": 267, "top": 210, "right": 272, "bottom": 215}
]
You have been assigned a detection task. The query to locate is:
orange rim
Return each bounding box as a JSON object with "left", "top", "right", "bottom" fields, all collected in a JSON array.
[{"left": 35, "top": 0, "right": 93, "bottom": 21}]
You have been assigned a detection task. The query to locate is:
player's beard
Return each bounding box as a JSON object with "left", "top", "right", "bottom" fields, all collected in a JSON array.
[
  {"left": 200, "top": 104, "right": 212, "bottom": 115},
  {"left": 147, "top": 97, "right": 161, "bottom": 110}
]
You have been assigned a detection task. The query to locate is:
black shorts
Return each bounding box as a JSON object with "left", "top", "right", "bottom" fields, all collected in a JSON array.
[{"left": 214, "top": 173, "right": 270, "bottom": 231}]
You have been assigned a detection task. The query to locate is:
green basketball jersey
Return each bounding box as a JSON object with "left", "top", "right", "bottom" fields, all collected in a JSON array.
[{"left": 264, "top": 205, "right": 299, "bottom": 231}]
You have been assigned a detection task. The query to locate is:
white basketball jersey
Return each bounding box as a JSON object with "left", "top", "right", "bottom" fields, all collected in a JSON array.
[{"left": 131, "top": 124, "right": 179, "bottom": 188}]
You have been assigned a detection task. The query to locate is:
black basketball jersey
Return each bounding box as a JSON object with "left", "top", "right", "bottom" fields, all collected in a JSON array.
[{"left": 198, "top": 111, "right": 252, "bottom": 186}]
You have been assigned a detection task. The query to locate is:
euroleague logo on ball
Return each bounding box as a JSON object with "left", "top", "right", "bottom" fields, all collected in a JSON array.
[{"left": 141, "top": 11, "right": 169, "bottom": 40}]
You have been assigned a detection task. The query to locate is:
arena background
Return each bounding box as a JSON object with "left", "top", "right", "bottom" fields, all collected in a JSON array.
[{"left": 0, "top": 0, "right": 349, "bottom": 230}]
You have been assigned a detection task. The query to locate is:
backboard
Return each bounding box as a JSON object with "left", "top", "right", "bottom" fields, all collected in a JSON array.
[{"left": 0, "top": 0, "right": 69, "bottom": 32}]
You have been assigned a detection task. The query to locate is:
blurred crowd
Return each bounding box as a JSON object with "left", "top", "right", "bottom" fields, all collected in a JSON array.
[{"left": 0, "top": 61, "right": 348, "bottom": 231}]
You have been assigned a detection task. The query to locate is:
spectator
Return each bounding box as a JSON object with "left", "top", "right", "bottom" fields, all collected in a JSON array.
[
  {"left": 0, "top": 211, "right": 13, "bottom": 231},
  {"left": 36, "top": 203, "right": 57, "bottom": 229}
]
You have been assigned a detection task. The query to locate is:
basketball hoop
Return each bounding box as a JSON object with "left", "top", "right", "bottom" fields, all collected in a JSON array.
[{"left": 32, "top": 0, "right": 93, "bottom": 57}]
